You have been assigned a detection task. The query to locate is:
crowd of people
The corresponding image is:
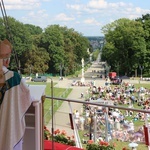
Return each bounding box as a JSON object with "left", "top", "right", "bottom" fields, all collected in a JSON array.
[{"left": 73, "top": 79, "right": 150, "bottom": 145}]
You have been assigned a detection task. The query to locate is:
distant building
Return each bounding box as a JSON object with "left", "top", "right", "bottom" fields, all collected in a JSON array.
[{"left": 85, "top": 36, "right": 105, "bottom": 50}]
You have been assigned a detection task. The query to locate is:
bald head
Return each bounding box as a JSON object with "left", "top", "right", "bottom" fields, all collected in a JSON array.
[{"left": 0, "top": 39, "right": 12, "bottom": 59}]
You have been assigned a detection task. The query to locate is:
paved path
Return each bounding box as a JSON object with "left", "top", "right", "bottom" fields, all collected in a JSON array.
[
  {"left": 46, "top": 60, "right": 148, "bottom": 137},
  {"left": 46, "top": 59, "right": 106, "bottom": 136},
  {"left": 46, "top": 78, "right": 90, "bottom": 136}
]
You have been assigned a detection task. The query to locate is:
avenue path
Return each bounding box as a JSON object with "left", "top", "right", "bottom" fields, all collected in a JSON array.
[
  {"left": 46, "top": 60, "right": 107, "bottom": 137},
  {"left": 46, "top": 59, "right": 146, "bottom": 137}
]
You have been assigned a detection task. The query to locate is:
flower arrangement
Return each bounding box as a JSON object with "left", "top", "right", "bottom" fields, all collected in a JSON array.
[
  {"left": 86, "top": 140, "right": 116, "bottom": 150},
  {"left": 44, "top": 126, "right": 75, "bottom": 146},
  {"left": 44, "top": 126, "right": 51, "bottom": 140}
]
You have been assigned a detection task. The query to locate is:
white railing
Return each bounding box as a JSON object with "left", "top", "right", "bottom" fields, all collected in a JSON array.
[{"left": 46, "top": 96, "right": 150, "bottom": 150}]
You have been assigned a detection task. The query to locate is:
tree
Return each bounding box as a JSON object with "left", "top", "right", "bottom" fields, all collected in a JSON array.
[
  {"left": 41, "top": 25, "right": 65, "bottom": 74},
  {"left": 60, "top": 27, "right": 90, "bottom": 74},
  {"left": 41, "top": 25, "right": 90, "bottom": 75},
  {"left": 101, "top": 18, "right": 146, "bottom": 76},
  {"left": 0, "top": 17, "right": 7, "bottom": 39},
  {"left": 59, "top": 27, "right": 77, "bottom": 75},
  {"left": 0, "top": 16, "right": 32, "bottom": 71},
  {"left": 136, "top": 14, "right": 150, "bottom": 76},
  {"left": 24, "top": 47, "right": 50, "bottom": 75},
  {"left": 24, "top": 24, "right": 43, "bottom": 35},
  {"left": 0, "top": 16, "right": 91, "bottom": 75}
]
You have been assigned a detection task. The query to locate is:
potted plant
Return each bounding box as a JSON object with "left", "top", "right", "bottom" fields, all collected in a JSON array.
[
  {"left": 44, "top": 126, "right": 75, "bottom": 146},
  {"left": 86, "top": 140, "right": 116, "bottom": 150}
]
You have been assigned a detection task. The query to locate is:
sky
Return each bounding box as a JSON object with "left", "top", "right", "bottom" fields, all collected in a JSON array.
[{"left": 0, "top": 0, "right": 150, "bottom": 36}]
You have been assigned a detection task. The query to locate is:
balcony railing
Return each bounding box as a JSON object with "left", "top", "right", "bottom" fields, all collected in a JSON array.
[{"left": 45, "top": 96, "right": 150, "bottom": 150}]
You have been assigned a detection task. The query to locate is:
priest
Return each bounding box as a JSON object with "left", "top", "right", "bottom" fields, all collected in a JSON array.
[{"left": 0, "top": 39, "right": 32, "bottom": 150}]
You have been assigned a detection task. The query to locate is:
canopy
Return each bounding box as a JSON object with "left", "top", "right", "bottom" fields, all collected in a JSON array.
[
  {"left": 128, "top": 142, "right": 138, "bottom": 148},
  {"left": 112, "top": 111, "right": 120, "bottom": 117}
]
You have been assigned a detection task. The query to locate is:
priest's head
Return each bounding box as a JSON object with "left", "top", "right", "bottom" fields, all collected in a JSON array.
[
  {"left": 0, "top": 39, "right": 12, "bottom": 68},
  {"left": 0, "top": 39, "right": 12, "bottom": 59}
]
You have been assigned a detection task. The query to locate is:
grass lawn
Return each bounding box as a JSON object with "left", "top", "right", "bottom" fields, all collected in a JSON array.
[
  {"left": 134, "top": 83, "right": 150, "bottom": 89},
  {"left": 79, "top": 82, "right": 150, "bottom": 150},
  {"left": 27, "top": 81, "right": 150, "bottom": 149},
  {"left": 111, "top": 140, "right": 148, "bottom": 150},
  {"left": 27, "top": 81, "right": 72, "bottom": 124}
]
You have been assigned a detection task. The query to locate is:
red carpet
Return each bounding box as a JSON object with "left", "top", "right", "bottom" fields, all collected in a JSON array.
[{"left": 44, "top": 140, "right": 84, "bottom": 150}]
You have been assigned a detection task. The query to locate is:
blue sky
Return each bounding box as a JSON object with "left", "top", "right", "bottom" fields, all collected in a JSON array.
[{"left": 1, "top": 0, "right": 150, "bottom": 36}]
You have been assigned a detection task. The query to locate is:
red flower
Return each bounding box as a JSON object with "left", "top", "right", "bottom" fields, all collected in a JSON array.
[
  {"left": 103, "top": 142, "right": 109, "bottom": 146},
  {"left": 61, "top": 130, "right": 66, "bottom": 135},
  {"left": 99, "top": 141, "right": 109, "bottom": 146},
  {"left": 88, "top": 140, "right": 94, "bottom": 144},
  {"left": 56, "top": 129, "right": 60, "bottom": 134},
  {"left": 54, "top": 129, "right": 61, "bottom": 135},
  {"left": 67, "top": 136, "right": 71, "bottom": 140},
  {"left": 54, "top": 130, "right": 57, "bottom": 135},
  {"left": 122, "top": 147, "right": 127, "bottom": 150}
]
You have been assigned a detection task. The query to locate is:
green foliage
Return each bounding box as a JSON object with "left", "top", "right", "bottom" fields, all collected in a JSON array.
[
  {"left": 1, "top": 13, "right": 150, "bottom": 76},
  {"left": 0, "top": 16, "right": 90, "bottom": 75},
  {"left": 136, "top": 14, "right": 150, "bottom": 76},
  {"left": 44, "top": 127, "right": 75, "bottom": 146},
  {"left": 24, "top": 47, "right": 50, "bottom": 74},
  {"left": 24, "top": 24, "right": 43, "bottom": 35},
  {"left": 86, "top": 140, "right": 115, "bottom": 150},
  {"left": 86, "top": 143, "right": 100, "bottom": 150},
  {"left": 41, "top": 25, "right": 65, "bottom": 73},
  {"left": 41, "top": 24, "right": 90, "bottom": 75},
  {"left": 101, "top": 18, "right": 147, "bottom": 76}
]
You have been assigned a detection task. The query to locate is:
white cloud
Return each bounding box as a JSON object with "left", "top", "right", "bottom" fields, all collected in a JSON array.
[
  {"left": 83, "top": 18, "right": 101, "bottom": 26},
  {"left": 4, "top": 0, "right": 40, "bottom": 4},
  {"left": 28, "top": 10, "right": 48, "bottom": 18},
  {"left": 1, "top": 0, "right": 150, "bottom": 36},
  {"left": 55, "top": 13, "right": 75, "bottom": 21},
  {"left": 87, "top": 0, "right": 108, "bottom": 9},
  {"left": 135, "top": 7, "right": 143, "bottom": 13},
  {"left": 3, "top": 0, "right": 41, "bottom": 10},
  {"left": 66, "top": 4, "right": 82, "bottom": 11},
  {"left": 21, "top": 9, "right": 49, "bottom": 29}
]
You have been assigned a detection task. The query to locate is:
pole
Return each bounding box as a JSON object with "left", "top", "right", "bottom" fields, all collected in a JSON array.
[
  {"left": 60, "top": 64, "right": 62, "bottom": 79},
  {"left": 144, "top": 113, "right": 150, "bottom": 150},
  {"left": 50, "top": 79, "right": 54, "bottom": 150},
  {"left": 139, "top": 65, "right": 144, "bottom": 79},
  {"left": 89, "top": 113, "right": 93, "bottom": 140},
  {"left": 105, "top": 107, "right": 109, "bottom": 142},
  {"left": 93, "top": 111, "right": 97, "bottom": 142}
]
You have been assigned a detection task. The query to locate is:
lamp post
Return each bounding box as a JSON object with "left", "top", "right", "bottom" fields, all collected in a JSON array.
[
  {"left": 104, "top": 107, "right": 109, "bottom": 142},
  {"left": 139, "top": 65, "right": 144, "bottom": 79},
  {"left": 60, "top": 63, "right": 64, "bottom": 80},
  {"left": 106, "top": 65, "right": 111, "bottom": 77},
  {"left": 104, "top": 65, "right": 111, "bottom": 78},
  {"left": 89, "top": 112, "right": 93, "bottom": 140},
  {"left": 50, "top": 78, "right": 54, "bottom": 150},
  {"left": 30, "top": 65, "right": 32, "bottom": 77}
]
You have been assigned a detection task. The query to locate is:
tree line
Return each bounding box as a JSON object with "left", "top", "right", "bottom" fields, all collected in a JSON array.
[
  {"left": 1, "top": 14, "right": 150, "bottom": 77},
  {"left": 0, "top": 17, "right": 92, "bottom": 76},
  {"left": 101, "top": 14, "right": 150, "bottom": 77}
]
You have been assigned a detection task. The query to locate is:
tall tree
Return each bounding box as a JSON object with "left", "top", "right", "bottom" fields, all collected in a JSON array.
[
  {"left": 24, "top": 24, "right": 43, "bottom": 35},
  {"left": 136, "top": 14, "right": 150, "bottom": 76},
  {"left": 101, "top": 18, "right": 146, "bottom": 76},
  {"left": 24, "top": 47, "right": 50, "bottom": 75},
  {"left": 59, "top": 27, "right": 77, "bottom": 75},
  {"left": 0, "top": 16, "right": 32, "bottom": 71},
  {"left": 41, "top": 25, "right": 65, "bottom": 74}
]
